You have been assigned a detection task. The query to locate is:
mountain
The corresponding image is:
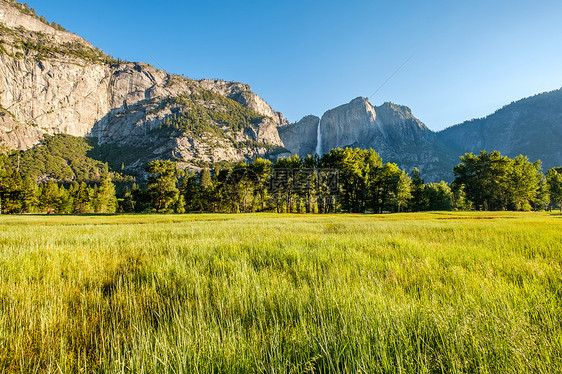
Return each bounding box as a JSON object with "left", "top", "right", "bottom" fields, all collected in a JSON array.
[
  {"left": 437, "top": 88, "right": 562, "bottom": 171},
  {"left": 280, "top": 97, "right": 458, "bottom": 181},
  {"left": 281, "top": 90, "right": 562, "bottom": 181},
  {"left": 0, "top": 0, "right": 289, "bottom": 174},
  {"left": 1, "top": 0, "right": 560, "bottom": 182}
]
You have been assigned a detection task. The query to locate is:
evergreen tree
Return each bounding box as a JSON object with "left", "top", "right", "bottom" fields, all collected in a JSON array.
[
  {"left": 20, "top": 175, "right": 39, "bottom": 213},
  {"left": 532, "top": 174, "right": 550, "bottom": 211},
  {"left": 146, "top": 160, "right": 179, "bottom": 212},
  {"left": 57, "top": 186, "right": 74, "bottom": 214},
  {"left": 508, "top": 156, "right": 541, "bottom": 211},
  {"left": 199, "top": 168, "right": 214, "bottom": 211},
  {"left": 547, "top": 168, "right": 562, "bottom": 212},
  {"left": 179, "top": 171, "right": 202, "bottom": 211},
  {"left": 222, "top": 162, "right": 256, "bottom": 213},
  {"left": 120, "top": 186, "right": 136, "bottom": 213},
  {"left": 175, "top": 194, "right": 186, "bottom": 214},
  {"left": 200, "top": 168, "right": 212, "bottom": 189},
  {"left": 248, "top": 157, "right": 272, "bottom": 212},
  {"left": 321, "top": 148, "right": 380, "bottom": 213},
  {"left": 410, "top": 168, "right": 428, "bottom": 211},
  {"left": 273, "top": 155, "right": 302, "bottom": 213},
  {"left": 0, "top": 168, "right": 23, "bottom": 213},
  {"left": 73, "top": 182, "right": 92, "bottom": 213},
  {"left": 425, "top": 182, "right": 453, "bottom": 211},
  {"left": 39, "top": 181, "right": 60, "bottom": 214},
  {"left": 131, "top": 183, "right": 149, "bottom": 212},
  {"left": 396, "top": 171, "right": 412, "bottom": 212},
  {"left": 452, "top": 185, "right": 472, "bottom": 211},
  {"left": 453, "top": 151, "right": 543, "bottom": 211},
  {"left": 0, "top": 154, "right": 6, "bottom": 214},
  {"left": 210, "top": 168, "right": 230, "bottom": 213},
  {"left": 93, "top": 175, "right": 117, "bottom": 213},
  {"left": 370, "top": 163, "right": 402, "bottom": 213}
]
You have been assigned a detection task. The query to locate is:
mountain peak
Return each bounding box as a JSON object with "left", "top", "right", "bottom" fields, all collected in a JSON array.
[
  {"left": 373, "top": 102, "right": 428, "bottom": 132},
  {"left": 0, "top": 1, "right": 289, "bottom": 171},
  {"left": 377, "top": 101, "right": 413, "bottom": 118},
  {"left": 349, "top": 96, "right": 370, "bottom": 105}
]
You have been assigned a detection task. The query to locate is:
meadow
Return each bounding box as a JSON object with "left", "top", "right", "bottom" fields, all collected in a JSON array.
[{"left": 0, "top": 212, "right": 561, "bottom": 373}]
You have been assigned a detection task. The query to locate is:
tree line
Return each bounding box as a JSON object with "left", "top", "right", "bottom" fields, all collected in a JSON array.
[{"left": 1, "top": 148, "right": 561, "bottom": 214}]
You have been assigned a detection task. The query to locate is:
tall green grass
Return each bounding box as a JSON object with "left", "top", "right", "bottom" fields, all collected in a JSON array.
[{"left": 0, "top": 212, "right": 561, "bottom": 372}]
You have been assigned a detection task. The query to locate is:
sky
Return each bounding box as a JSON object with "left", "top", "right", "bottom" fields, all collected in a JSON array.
[{"left": 24, "top": 0, "right": 562, "bottom": 131}]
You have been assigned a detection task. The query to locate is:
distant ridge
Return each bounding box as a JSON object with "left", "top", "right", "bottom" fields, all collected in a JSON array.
[
  {"left": 1, "top": 0, "right": 560, "bottom": 181},
  {"left": 280, "top": 89, "right": 562, "bottom": 181},
  {"left": 437, "top": 88, "right": 562, "bottom": 171}
]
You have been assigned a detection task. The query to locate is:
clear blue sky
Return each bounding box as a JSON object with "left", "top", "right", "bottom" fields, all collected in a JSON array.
[{"left": 25, "top": 0, "right": 562, "bottom": 130}]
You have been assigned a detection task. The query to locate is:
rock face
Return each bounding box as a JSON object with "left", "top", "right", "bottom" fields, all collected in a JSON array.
[
  {"left": 278, "top": 115, "right": 319, "bottom": 156},
  {"left": 318, "top": 97, "right": 379, "bottom": 153},
  {"left": 198, "top": 79, "right": 288, "bottom": 127},
  {"left": 282, "top": 90, "right": 562, "bottom": 181},
  {"left": 281, "top": 97, "right": 458, "bottom": 181},
  {"left": 2, "top": 0, "right": 561, "bottom": 180},
  {"left": 0, "top": 1, "right": 82, "bottom": 44},
  {"left": 438, "top": 88, "right": 562, "bottom": 171},
  {"left": 0, "top": 52, "right": 112, "bottom": 148},
  {"left": 0, "top": 0, "right": 287, "bottom": 171}
]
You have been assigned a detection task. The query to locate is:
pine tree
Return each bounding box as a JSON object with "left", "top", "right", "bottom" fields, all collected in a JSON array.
[
  {"left": 425, "top": 182, "right": 453, "bottom": 211},
  {"left": 20, "top": 175, "right": 39, "bottom": 213},
  {"left": 39, "top": 181, "right": 60, "bottom": 214},
  {"left": 73, "top": 182, "right": 92, "bottom": 213},
  {"left": 249, "top": 158, "right": 272, "bottom": 212},
  {"left": 410, "top": 168, "right": 428, "bottom": 211},
  {"left": 175, "top": 194, "right": 186, "bottom": 214},
  {"left": 452, "top": 185, "right": 472, "bottom": 211},
  {"left": 0, "top": 154, "right": 5, "bottom": 214},
  {"left": 547, "top": 168, "right": 562, "bottom": 212},
  {"left": 0, "top": 168, "right": 22, "bottom": 213},
  {"left": 57, "top": 186, "right": 74, "bottom": 214},
  {"left": 146, "top": 160, "right": 179, "bottom": 212},
  {"left": 396, "top": 171, "right": 412, "bottom": 212},
  {"left": 93, "top": 175, "right": 117, "bottom": 213},
  {"left": 120, "top": 186, "right": 135, "bottom": 213},
  {"left": 453, "top": 151, "right": 543, "bottom": 211},
  {"left": 532, "top": 174, "right": 550, "bottom": 211},
  {"left": 370, "top": 162, "right": 402, "bottom": 213},
  {"left": 200, "top": 168, "right": 212, "bottom": 189},
  {"left": 179, "top": 171, "right": 201, "bottom": 211}
]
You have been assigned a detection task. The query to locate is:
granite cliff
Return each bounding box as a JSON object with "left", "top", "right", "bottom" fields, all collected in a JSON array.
[
  {"left": 281, "top": 91, "right": 562, "bottom": 181},
  {"left": 0, "top": 0, "right": 288, "bottom": 173},
  {"left": 280, "top": 97, "right": 458, "bottom": 181},
  {"left": 2, "top": 0, "right": 560, "bottom": 181}
]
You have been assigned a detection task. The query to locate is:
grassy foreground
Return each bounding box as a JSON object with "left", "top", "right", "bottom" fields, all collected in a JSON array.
[{"left": 0, "top": 212, "right": 561, "bottom": 373}]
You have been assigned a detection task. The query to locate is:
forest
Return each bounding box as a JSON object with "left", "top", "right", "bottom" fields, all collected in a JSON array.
[{"left": 1, "top": 140, "right": 561, "bottom": 214}]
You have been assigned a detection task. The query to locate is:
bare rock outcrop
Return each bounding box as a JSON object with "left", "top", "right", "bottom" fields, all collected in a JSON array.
[
  {"left": 278, "top": 115, "right": 319, "bottom": 156},
  {"left": 199, "top": 79, "right": 288, "bottom": 127},
  {"left": 0, "top": 1, "right": 287, "bottom": 170},
  {"left": 281, "top": 97, "right": 457, "bottom": 181}
]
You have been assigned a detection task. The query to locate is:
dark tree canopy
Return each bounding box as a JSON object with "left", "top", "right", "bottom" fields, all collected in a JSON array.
[
  {"left": 0, "top": 144, "right": 556, "bottom": 214},
  {"left": 453, "top": 151, "right": 543, "bottom": 211}
]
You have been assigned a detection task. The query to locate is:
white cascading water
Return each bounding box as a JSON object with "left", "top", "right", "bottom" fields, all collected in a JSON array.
[{"left": 315, "top": 117, "right": 322, "bottom": 155}]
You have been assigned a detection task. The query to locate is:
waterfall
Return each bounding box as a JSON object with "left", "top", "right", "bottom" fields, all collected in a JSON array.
[{"left": 315, "top": 117, "right": 322, "bottom": 155}]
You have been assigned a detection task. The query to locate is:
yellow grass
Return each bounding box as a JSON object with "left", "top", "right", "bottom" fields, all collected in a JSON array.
[{"left": 0, "top": 212, "right": 561, "bottom": 372}]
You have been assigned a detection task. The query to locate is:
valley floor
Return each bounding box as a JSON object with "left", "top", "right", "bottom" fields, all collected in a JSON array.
[{"left": 0, "top": 212, "right": 561, "bottom": 372}]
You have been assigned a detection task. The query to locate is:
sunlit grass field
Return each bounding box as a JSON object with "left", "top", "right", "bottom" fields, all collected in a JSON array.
[{"left": 0, "top": 212, "right": 561, "bottom": 373}]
